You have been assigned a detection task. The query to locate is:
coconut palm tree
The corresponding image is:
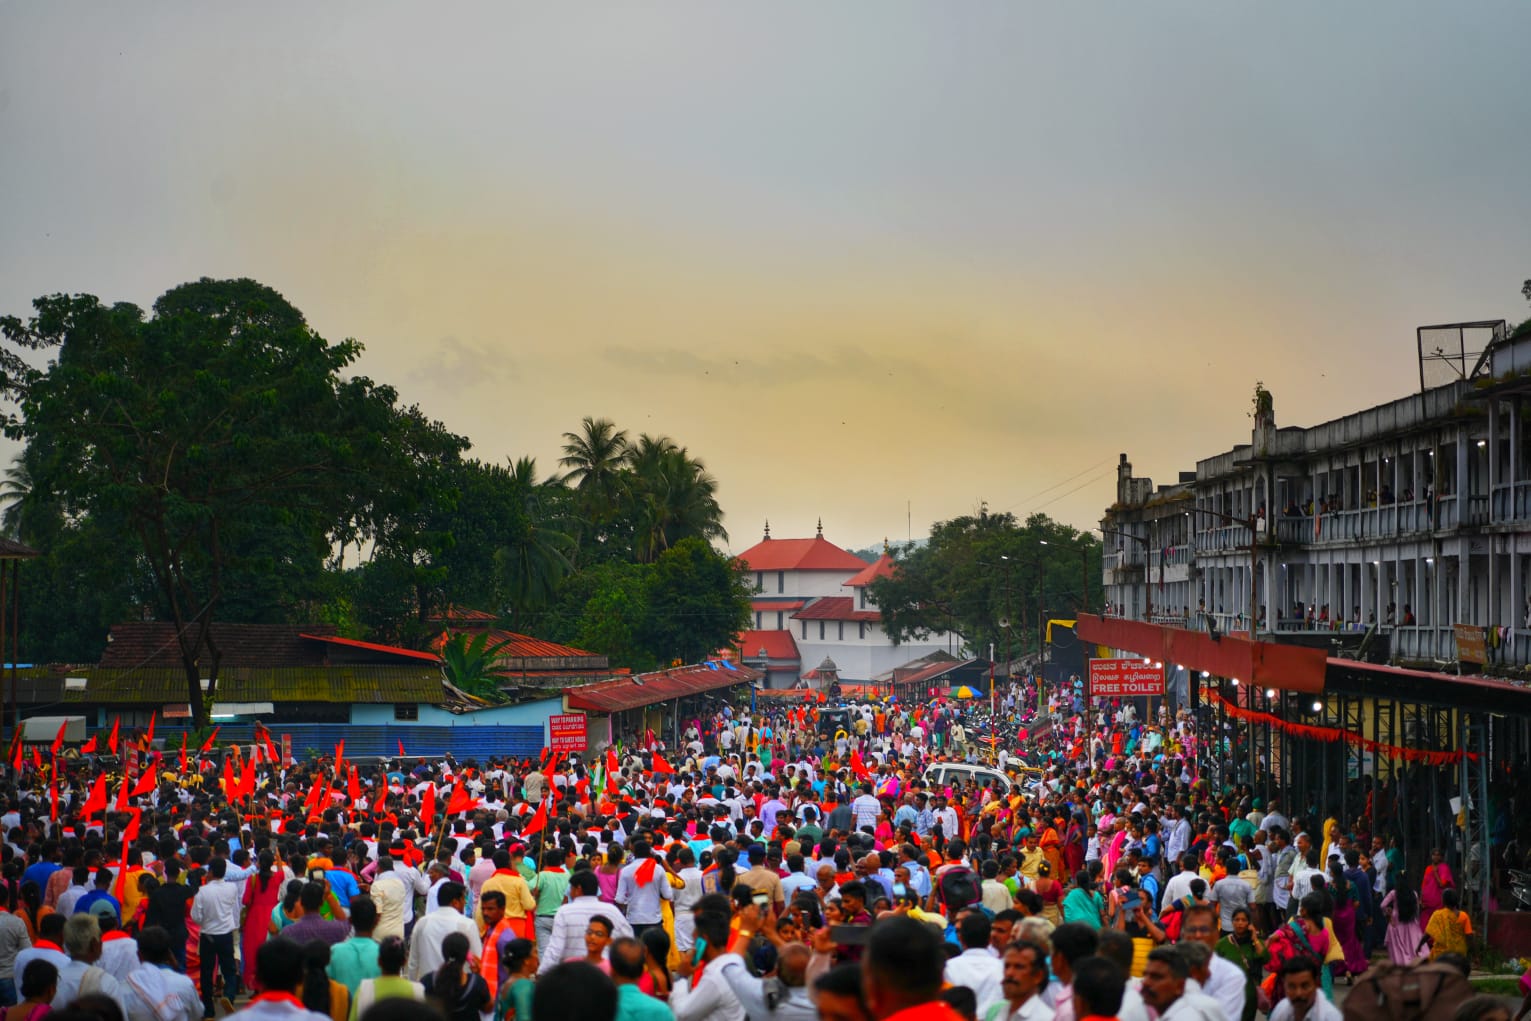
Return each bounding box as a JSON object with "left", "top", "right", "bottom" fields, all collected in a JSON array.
[
  {"left": 558, "top": 417, "right": 631, "bottom": 561},
  {"left": 439, "top": 631, "right": 514, "bottom": 699},
  {"left": 629, "top": 446, "right": 728, "bottom": 562},
  {"left": 0, "top": 455, "right": 34, "bottom": 540}
]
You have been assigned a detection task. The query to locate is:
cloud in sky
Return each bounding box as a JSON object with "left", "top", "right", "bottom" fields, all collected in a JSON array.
[{"left": 1, "top": 1, "right": 1529, "bottom": 551}]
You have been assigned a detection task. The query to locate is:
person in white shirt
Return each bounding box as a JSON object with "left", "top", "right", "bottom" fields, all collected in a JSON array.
[
  {"left": 670, "top": 910, "right": 746, "bottom": 1021},
  {"left": 1179, "top": 902, "right": 1245, "bottom": 1021},
  {"left": 945, "top": 913, "right": 1005, "bottom": 1018},
  {"left": 850, "top": 785, "right": 881, "bottom": 833},
  {"left": 96, "top": 918, "right": 138, "bottom": 984},
  {"left": 123, "top": 925, "right": 201, "bottom": 1021},
  {"left": 538, "top": 871, "right": 634, "bottom": 972},
  {"left": 671, "top": 850, "right": 706, "bottom": 953},
  {"left": 224, "top": 938, "right": 333, "bottom": 1021},
  {"left": 50, "top": 915, "right": 129, "bottom": 1021},
  {"left": 1267, "top": 956, "right": 1342, "bottom": 1021},
  {"left": 1140, "top": 945, "right": 1223, "bottom": 1021},
  {"left": 988, "top": 937, "right": 1053, "bottom": 1021},
  {"left": 405, "top": 882, "right": 482, "bottom": 982},
  {"left": 190, "top": 858, "right": 243, "bottom": 1016},
  {"left": 1160, "top": 855, "right": 1202, "bottom": 911}
]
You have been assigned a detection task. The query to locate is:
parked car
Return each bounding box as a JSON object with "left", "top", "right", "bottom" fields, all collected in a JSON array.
[{"left": 922, "top": 761, "right": 1016, "bottom": 794}]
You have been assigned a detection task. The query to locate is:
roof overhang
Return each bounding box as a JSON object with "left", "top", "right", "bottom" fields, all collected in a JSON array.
[{"left": 1074, "top": 613, "right": 1327, "bottom": 694}]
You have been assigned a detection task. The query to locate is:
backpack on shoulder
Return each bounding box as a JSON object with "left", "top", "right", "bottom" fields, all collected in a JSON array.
[
  {"left": 939, "top": 866, "right": 981, "bottom": 914},
  {"left": 1342, "top": 961, "right": 1473, "bottom": 1021}
]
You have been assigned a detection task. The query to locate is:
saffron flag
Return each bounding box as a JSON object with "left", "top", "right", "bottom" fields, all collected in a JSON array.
[
  {"left": 50, "top": 720, "right": 67, "bottom": 757},
  {"left": 48, "top": 776, "right": 57, "bottom": 822},
  {"left": 107, "top": 716, "right": 121, "bottom": 755},
  {"left": 397, "top": 739, "right": 406, "bottom": 758},
  {"left": 130, "top": 769, "right": 157, "bottom": 798},
  {"left": 651, "top": 751, "right": 675, "bottom": 775},
  {"left": 114, "top": 775, "right": 130, "bottom": 812},
  {"left": 850, "top": 749, "right": 871, "bottom": 781},
  {"left": 348, "top": 766, "right": 360, "bottom": 805},
  {"left": 81, "top": 773, "right": 108, "bottom": 817},
  {"left": 81, "top": 736, "right": 98, "bottom": 755},
  {"left": 445, "top": 780, "right": 478, "bottom": 817},
  {"left": 144, "top": 711, "right": 156, "bottom": 748},
  {"left": 199, "top": 727, "right": 220, "bottom": 754},
  {"left": 522, "top": 800, "right": 548, "bottom": 836},
  {"left": 419, "top": 784, "right": 435, "bottom": 833},
  {"left": 178, "top": 733, "right": 188, "bottom": 773}
]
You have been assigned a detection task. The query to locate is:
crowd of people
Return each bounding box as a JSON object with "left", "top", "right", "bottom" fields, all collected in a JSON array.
[{"left": 0, "top": 680, "right": 1516, "bottom": 1021}]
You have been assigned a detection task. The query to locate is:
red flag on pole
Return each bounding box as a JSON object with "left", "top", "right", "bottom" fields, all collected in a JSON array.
[
  {"left": 522, "top": 800, "right": 548, "bottom": 836},
  {"left": 850, "top": 749, "right": 871, "bottom": 781},
  {"left": 48, "top": 776, "right": 57, "bottom": 822},
  {"left": 107, "top": 717, "right": 121, "bottom": 755},
  {"left": 221, "top": 757, "right": 234, "bottom": 799},
  {"left": 420, "top": 783, "right": 436, "bottom": 832},
  {"left": 31, "top": 748, "right": 41, "bottom": 771},
  {"left": 445, "top": 780, "right": 478, "bottom": 817},
  {"left": 130, "top": 769, "right": 157, "bottom": 798},
  {"left": 178, "top": 733, "right": 188, "bottom": 773},
  {"left": 114, "top": 775, "right": 130, "bottom": 812},
  {"left": 263, "top": 731, "right": 279, "bottom": 766},
  {"left": 144, "top": 712, "right": 156, "bottom": 748},
  {"left": 347, "top": 766, "right": 360, "bottom": 805},
  {"left": 334, "top": 740, "right": 344, "bottom": 772},
  {"left": 605, "top": 748, "right": 619, "bottom": 776},
  {"left": 81, "top": 736, "right": 98, "bottom": 755},
  {"left": 199, "top": 727, "right": 220, "bottom": 755},
  {"left": 397, "top": 739, "right": 406, "bottom": 758},
  {"left": 11, "top": 739, "right": 21, "bottom": 772},
  {"left": 122, "top": 808, "right": 141, "bottom": 845},
  {"left": 50, "top": 720, "right": 67, "bottom": 757},
  {"left": 81, "top": 774, "right": 108, "bottom": 817},
  {"left": 240, "top": 758, "right": 256, "bottom": 801},
  {"left": 651, "top": 751, "right": 675, "bottom": 775}
]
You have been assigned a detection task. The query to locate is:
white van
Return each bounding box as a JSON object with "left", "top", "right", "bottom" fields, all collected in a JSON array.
[{"left": 922, "top": 762, "right": 1015, "bottom": 794}]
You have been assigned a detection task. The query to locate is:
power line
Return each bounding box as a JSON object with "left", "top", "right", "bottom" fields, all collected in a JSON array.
[
  {"left": 1026, "top": 466, "right": 1117, "bottom": 514},
  {"left": 1001, "top": 459, "right": 1111, "bottom": 513}
]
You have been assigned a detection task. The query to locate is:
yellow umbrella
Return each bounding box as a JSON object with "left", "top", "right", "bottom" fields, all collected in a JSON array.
[{"left": 953, "top": 686, "right": 977, "bottom": 699}]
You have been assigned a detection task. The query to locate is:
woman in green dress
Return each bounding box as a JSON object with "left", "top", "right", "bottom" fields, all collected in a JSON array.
[{"left": 1215, "top": 907, "right": 1268, "bottom": 1021}]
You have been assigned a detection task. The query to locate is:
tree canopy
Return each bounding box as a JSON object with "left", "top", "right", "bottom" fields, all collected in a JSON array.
[
  {"left": 869, "top": 507, "right": 1101, "bottom": 661},
  {"left": 0, "top": 278, "right": 744, "bottom": 716}
]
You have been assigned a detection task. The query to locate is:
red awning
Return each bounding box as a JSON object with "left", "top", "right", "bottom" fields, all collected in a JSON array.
[{"left": 1073, "top": 614, "right": 1327, "bottom": 694}]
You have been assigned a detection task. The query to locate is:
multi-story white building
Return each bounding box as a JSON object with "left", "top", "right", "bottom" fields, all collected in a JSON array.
[
  {"left": 735, "top": 522, "right": 959, "bottom": 687},
  {"left": 1102, "top": 319, "right": 1531, "bottom": 671}
]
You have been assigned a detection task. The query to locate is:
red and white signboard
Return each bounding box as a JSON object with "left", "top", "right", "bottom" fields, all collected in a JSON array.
[
  {"left": 549, "top": 714, "right": 587, "bottom": 752},
  {"left": 1087, "top": 658, "right": 1165, "bottom": 698}
]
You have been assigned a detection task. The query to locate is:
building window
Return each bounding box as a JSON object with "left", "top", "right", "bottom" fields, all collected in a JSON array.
[
  {"left": 819, "top": 621, "right": 826, "bottom": 640},
  {"left": 776, "top": 611, "right": 784, "bottom": 629},
  {"left": 801, "top": 620, "right": 808, "bottom": 639},
  {"left": 755, "top": 611, "right": 762, "bottom": 629},
  {"left": 859, "top": 622, "right": 866, "bottom": 639},
  {"left": 838, "top": 622, "right": 844, "bottom": 640},
  {"left": 777, "top": 571, "right": 785, "bottom": 593},
  {"left": 393, "top": 703, "right": 418, "bottom": 721},
  {"left": 859, "top": 588, "right": 866, "bottom": 609},
  {"left": 756, "top": 571, "right": 764, "bottom": 592}
]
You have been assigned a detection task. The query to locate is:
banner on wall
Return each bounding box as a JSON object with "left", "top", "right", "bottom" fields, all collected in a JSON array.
[
  {"left": 549, "top": 713, "right": 587, "bottom": 752},
  {"left": 1087, "top": 658, "right": 1165, "bottom": 699}
]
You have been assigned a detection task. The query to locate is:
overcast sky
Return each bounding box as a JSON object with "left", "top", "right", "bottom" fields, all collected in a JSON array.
[{"left": 3, "top": 2, "right": 1529, "bottom": 553}]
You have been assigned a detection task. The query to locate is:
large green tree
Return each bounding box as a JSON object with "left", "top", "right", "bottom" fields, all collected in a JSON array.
[
  {"left": 0, "top": 278, "right": 458, "bottom": 726},
  {"left": 869, "top": 508, "right": 1102, "bottom": 660}
]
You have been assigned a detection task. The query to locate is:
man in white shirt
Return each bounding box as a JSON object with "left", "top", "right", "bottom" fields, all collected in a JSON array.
[
  {"left": 1159, "top": 855, "right": 1202, "bottom": 912},
  {"left": 538, "top": 871, "right": 634, "bottom": 972},
  {"left": 1268, "top": 956, "right": 1342, "bottom": 1021},
  {"left": 189, "top": 857, "right": 242, "bottom": 1016},
  {"left": 670, "top": 910, "right": 746, "bottom": 1021},
  {"left": 1292, "top": 848, "right": 1325, "bottom": 906},
  {"left": 944, "top": 913, "right": 1005, "bottom": 1018},
  {"left": 123, "top": 925, "right": 201, "bottom": 1021},
  {"left": 1141, "top": 945, "right": 1223, "bottom": 1021},
  {"left": 850, "top": 785, "right": 881, "bottom": 833},
  {"left": 406, "top": 882, "right": 482, "bottom": 982},
  {"left": 993, "top": 937, "right": 1054, "bottom": 1021},
  {"left": 615, "top": 840, "right": 673, "bottom": 936},
  {"left": 51, "top": 915, "right": 128, "bottom": 1020},
  {"left": 1179, "top": 903, "right": 1245, "bottom": 1021},
  {"left": 225, "top": 938, "right": 333, "bottom": 1021}
]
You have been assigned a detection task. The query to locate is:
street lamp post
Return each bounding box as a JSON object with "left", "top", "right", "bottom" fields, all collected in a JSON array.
[
  {"left": 753, "top": 645, "right": 768, "bottom": 712},
  {"left": 1099, "top": 527, "right": 1152, "bottom": 621}
]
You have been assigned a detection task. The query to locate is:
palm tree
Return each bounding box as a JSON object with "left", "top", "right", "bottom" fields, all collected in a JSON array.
[
  {"left": 558, "top": 417, "right": 630, "bottom": 495},
  {"left": 0, "top": 455, "right": 34, "bottom": 540},
  {"left": 439, "top": 631, "right": 514, "bottom": 699},
  {"left": 630, "top": 446, "right": 728, "bottom": 562}
]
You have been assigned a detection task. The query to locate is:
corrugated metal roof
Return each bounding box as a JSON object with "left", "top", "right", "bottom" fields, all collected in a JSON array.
[
  {"left": 566, "top": 661, "right": 762, "bottom": 713},
  {"left": 57, "top": 666, "right": 443, "bottom": 705},
  {"left": 99, "top": 624, "right": 338, "bottom": 669}
]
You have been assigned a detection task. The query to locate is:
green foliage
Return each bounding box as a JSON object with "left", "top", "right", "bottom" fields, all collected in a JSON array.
[
  {"left": 0, "top": 279, "right": 466, "bottom": 725},
  {"left": 438, "top": 631, "right": 513, "bottom": 699},
  {"left": 0, "top": 279, "right": 742, "bottom": 689},
  {"left": 869, "top": 508, "right": 1102, "bottom": 659}
]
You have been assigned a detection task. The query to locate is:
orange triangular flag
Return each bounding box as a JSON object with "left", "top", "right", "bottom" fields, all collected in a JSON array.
[
  {"left": 651, "top": 751, "right": 675, "bottom": 775},
  {"left": 522, "top": 801, "right": 548, "bottom": 836},
  {"left": 107, "top": 716, "right": 121, "bottom": 755},
  {"left": 50, "top": 720, "right": 68, "bottom": 756},
  {"left": 81, "top": 736, "right": 98, "bottom": 754},
  {"left": 114, "top": 775, "right": 130, "bottom": 812},
  {"left": 347, "top": 766, "right": 360, "bottom": 805},
  {"left": 130, "top": 770, "right": 157, "bottom": 798},
  {"left": 81, "top": 774, "right": 108, "bottom": 817},
  {"left": 419, "top": 784, "right": 435, "bottom": 833},
  {"left": 199, "top": 727, "right": 220, "bottom": 754}
]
